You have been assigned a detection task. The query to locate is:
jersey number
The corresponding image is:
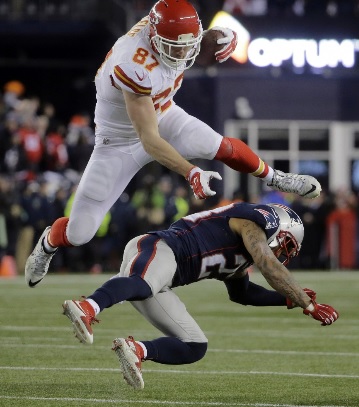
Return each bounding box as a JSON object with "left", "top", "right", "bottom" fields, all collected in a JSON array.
[
  {"left": 133, "top": 48, "right": 160, "bottom": 71},
  {"left": 199, "top": 253, "right": 249, "bottom": 280},
  {"left": 199, "top": 254, "right": 226, "bottom": 279},
  {"left": 132, "top": 48, "right": 184, "bottom": 113}
]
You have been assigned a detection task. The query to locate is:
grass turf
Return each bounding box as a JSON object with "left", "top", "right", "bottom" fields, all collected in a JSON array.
[{"left": 1, "top": 271, "right": 359, "bottom": 407}]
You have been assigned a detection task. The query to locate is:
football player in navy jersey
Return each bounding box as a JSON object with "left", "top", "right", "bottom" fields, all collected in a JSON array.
[{"left": 62, "top": 202, "right": 338, "bottom": 389}]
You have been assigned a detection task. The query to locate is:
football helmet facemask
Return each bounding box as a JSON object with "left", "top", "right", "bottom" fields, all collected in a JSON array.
[
  {"left": 268, "top": 204, "right": 304, "bottom": 266},
  {"left": 149, "top": 0, "right": 203, "bottom": 70}
]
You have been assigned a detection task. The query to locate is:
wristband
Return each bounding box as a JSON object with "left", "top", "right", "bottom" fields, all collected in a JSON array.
[
  {"left": 185, "top": 166, "right": 197, "bottom": 181},
  {"left": 305, "top": 302, "right": 315, "bottom": 312}
]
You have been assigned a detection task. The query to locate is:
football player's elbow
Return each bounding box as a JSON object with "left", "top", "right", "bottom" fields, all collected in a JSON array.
[
  {"left": 228, "top": 292, "right": 249, "bottom": 305},
  {"left": 139, "top": 136, "right": 156, "bottom": 155},
  {"left": 225, "top": 280, "right": 249, "bottom": 305}
]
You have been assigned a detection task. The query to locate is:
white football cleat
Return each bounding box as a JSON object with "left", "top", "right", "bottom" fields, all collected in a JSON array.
[
  {"left": 268, "top": 170, "right": 321, "bottom": 199},
  {"left": 112, "top": 337, "right": 145, "bottom": 389},
  {"left": 62, "top": 299, "right": 99, "bottom": 345},
  {"left": 25, "top": 227, "right": 57, "bottom": 287}
]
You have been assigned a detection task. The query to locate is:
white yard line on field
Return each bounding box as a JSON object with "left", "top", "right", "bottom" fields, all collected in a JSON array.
[
  {"left": 1, "top": 341, "right": 359, "bottom": 358},
  {"left": 1, "top": 365, "right": 359, "bottom": 379},
  {"left": 0, "top": 395, "right": 354, "bottom": 407},
  {"left": 3, "top": 325, "right": 359, "bottom": 339},
  {"left": 210, "top": 348, "right": 359, "bottom": 357}
]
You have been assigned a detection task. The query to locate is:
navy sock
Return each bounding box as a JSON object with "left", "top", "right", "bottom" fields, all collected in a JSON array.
[
  {"left": 88, "top": 276, "right": 152, "bottom": 311},
  {"left": 142, "top": 337, "right": 207, "bottom": 364},
  {"left": 224, "top": 273, "right": 286, "bottom": 306}
]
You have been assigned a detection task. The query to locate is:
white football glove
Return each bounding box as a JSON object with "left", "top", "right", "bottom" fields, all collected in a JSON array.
[
  {"left": 186, "top": 166, "right": 222, "bottom": 200},
  {"left": 211, "top": 26, "right": 238, "bottom": 63}
]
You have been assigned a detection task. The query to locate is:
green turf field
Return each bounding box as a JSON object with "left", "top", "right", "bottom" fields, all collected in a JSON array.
[{"left": 1, "top": 271, "right": 359, "bottom": 407}]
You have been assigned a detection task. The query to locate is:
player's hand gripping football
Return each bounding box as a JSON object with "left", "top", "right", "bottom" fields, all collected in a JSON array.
[
  {"left": 303, "top": 301, "right": 339, "bottom": 326},
  {"left": 211, "top": 27, "right": 238, "bottom": 63},
  {"left": 186, "top": 166, "right": 222, "bottom": 200},
  {"left": 286, "top": 288, "right": 316, "bottom": 309}
]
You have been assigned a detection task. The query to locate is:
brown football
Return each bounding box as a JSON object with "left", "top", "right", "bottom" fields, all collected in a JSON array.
[{"left": 195, "top": 29, "right": 225, "bottom": 67}]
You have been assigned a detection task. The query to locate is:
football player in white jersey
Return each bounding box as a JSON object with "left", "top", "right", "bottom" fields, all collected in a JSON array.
[{"left": 25, "top": 0, "right": 322, "bottom": 288}]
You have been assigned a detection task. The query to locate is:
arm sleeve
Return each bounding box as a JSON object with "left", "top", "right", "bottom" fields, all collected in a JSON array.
[{"left": 224, "top": 273, "right": 287, "bottom": 307}]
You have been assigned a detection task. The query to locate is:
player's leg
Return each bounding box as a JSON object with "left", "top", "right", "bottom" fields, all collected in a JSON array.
[
  {"left": 114, "top": 247, "right": 209, "bottom": 367},
  {"left": 130, "top": 289, "right": 208, "bottom": 364},
  {"left": 62, "top": 235, "right": 176, "bottom": 344},
  {"left": 112, "top": 288, "right": 208, "bottom": 389},
  {"left": 84, "top": 234, "right": 174, "bottom": 310},
  {"left": 159, "top": 105, "right": 321, "bottom": 198},
  {"left": 214, "top": 137, "right": 321, "bottom": 198},
  {"left": 160, "top": 105, "right": 269, "bottom": 175},
  {"left": 61, "top": 145, "right": 147, "bottom": 246},
  {"left": 25, "top": 143, "right": 148, "bottom": 287},
  {"left": 61, "top": 271, "right": 152, "bottom": 345}
]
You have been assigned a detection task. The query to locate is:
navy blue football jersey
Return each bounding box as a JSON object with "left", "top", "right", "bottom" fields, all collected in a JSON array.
[{"left": 150, "top": 202, "right": 280, "bottom": 287}]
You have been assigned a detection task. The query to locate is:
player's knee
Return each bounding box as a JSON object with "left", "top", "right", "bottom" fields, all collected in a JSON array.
[
  {"left": 128, "top": 275, "right": 153, "bottom": 299},
  {"left": 186, "top": 341, "right": 208, "bottom": 363},
  {"left": 214, "top": 137, "right": 233, "bottom": 160},
  {"left": 67, "top": 215, "right": 98, "bottom": 246}
]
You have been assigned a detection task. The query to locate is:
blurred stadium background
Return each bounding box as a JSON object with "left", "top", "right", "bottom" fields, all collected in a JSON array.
[
  {"left": 1, "top": 3, "right": 359, "bottom": 406},
  {"left": 1, "top": 0, "right": 359, "bottom": 276}
]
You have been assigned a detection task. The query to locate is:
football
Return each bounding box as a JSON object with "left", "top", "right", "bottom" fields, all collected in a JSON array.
[{"left": 195, "top": 29, "right": 226, "bottom": 67}]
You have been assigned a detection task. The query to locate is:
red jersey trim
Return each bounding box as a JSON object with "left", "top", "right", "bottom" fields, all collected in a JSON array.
[
  {"left": 130, "top": 235, "right": 160, "bottom": 279},
  {"left": 114, "top": 66, "right": 152, "bottom": 95}
]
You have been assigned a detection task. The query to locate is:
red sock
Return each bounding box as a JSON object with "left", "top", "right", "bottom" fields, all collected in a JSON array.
[
  {"left": 215, "top": 137, "right": 270, "bottom": 178},
  {"left": 48, "top": 217, "right": 73, "bottom": 247}
]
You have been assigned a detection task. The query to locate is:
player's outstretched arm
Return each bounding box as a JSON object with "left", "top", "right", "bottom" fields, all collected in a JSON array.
[
  {"left": 123, "top": 90, "right": 192, "bottom": 175},
  {"left": 123, "top": 90, "right": 220, "bottom": 199},
  {"left": 286, "top": 288, "right": 316, "bottom": 309},
  {"left": 236, "top": 219, "right": 339, "bottom": 325},
  {"left": 237, "top": 219, "right": 311, "bottom": 308}
]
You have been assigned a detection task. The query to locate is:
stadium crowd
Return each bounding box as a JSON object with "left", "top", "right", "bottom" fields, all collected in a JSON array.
[
  {"left": 128, "top": 0, "right": 359, "bottom": 19},
  {"left": 0, "top": 80, "right": 358, "bottom": 276},
  {"left": 1, "top": 1, "right": 358, "bottom": 29}
]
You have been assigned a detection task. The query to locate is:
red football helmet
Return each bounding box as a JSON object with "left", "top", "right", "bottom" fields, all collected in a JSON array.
[{"left": 149, "top": 0, "right": 203, "bottom": 70}]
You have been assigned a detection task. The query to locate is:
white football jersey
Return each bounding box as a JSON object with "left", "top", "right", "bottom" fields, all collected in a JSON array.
[{"left": 94, "top": 17, "right": 185, "bottom": 139}]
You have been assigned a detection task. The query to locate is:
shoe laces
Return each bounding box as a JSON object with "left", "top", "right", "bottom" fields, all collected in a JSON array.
[
  {"left": 126, "top": 336, "right": 144, "bottom": 365},
  {"left": 273, "top": 172, "right": 306, "bottom": 193},
  {"left": 89, "top": 315, "right": 100, "bottom": 325},
  {"left": 80, "top": 296, "right": 100, "bottom": 325}
]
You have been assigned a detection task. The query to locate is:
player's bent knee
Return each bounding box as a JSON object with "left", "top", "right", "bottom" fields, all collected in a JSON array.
[
  {"left": 215, "top": 137, "right": 233, "bottom": 160},
  {"left": 67, "top": 215, "right": 99, "bottom": 246},
  {"left": 185, "top": 341, "right": 208, "bottom": 363}
]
